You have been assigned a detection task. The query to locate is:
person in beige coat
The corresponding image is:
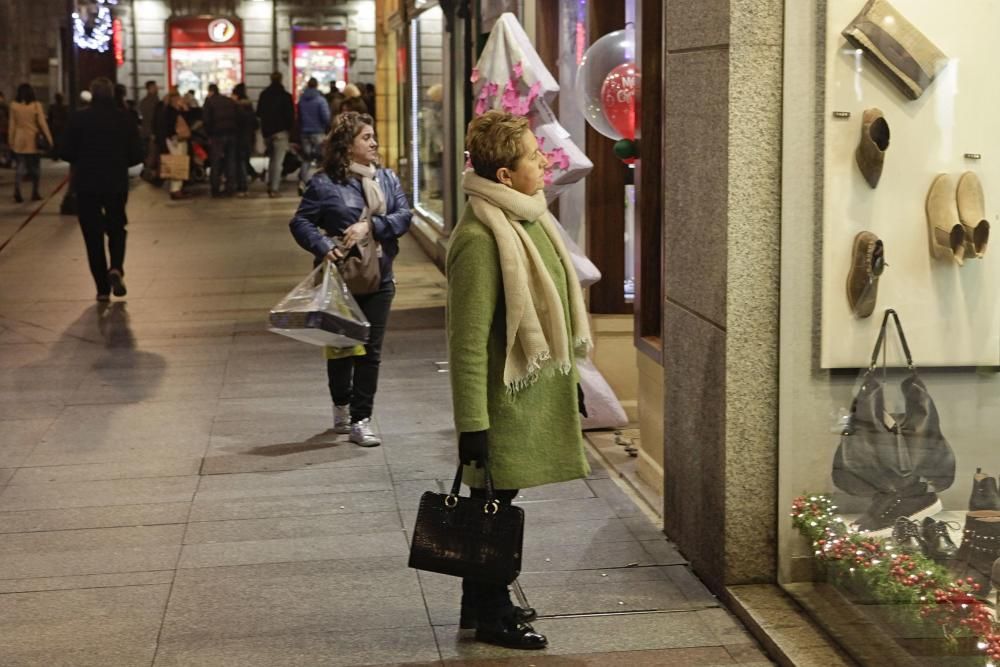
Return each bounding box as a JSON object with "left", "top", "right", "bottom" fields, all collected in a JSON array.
[{"left": 8, "top": 83, "right": 53, "bottom": 203}]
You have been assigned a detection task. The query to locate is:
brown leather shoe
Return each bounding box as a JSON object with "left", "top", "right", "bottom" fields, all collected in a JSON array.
[
  {"left": 846, "top": 231, "right": 886, "bottom": 318},
  {"left": 956, "top": 171, "right": 990, "bottom": 259},
  {"left": 855, "top": 108, "right": 890, "bottom": 188},
  {"left": 926, "top": 174, "right": 966, "bottom": 265}
]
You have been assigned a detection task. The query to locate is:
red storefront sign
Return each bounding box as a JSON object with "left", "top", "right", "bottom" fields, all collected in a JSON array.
[
  {"left": 169, "top": 17, "right": 243, "bottom": 48},
  {"left": 113, "top": 18, "right": 125, "bottom": 67}
]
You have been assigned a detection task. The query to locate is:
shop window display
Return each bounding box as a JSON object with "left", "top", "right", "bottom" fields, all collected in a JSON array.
[
  {"left": 781, "top": 1, "right": 1000, "bottom": 665},
  {"left": 409, "top": 5, "right": 446, "bottom": 225}
]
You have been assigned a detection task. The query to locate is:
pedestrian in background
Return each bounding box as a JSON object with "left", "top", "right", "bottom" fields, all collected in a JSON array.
[
  {"left": 0, "top": 91, "right": 11, "bottom": 168},
  {"left": 59, "top": 77, "right": 143, "bottom": 301},
  {"left": 289, "top": 111, "right": 412, "bottom": 447},
  {"left": 338, "top": 83, "right": 368, "bottom": 115},
  {"left": 158, "top": 91, "right": 191, "bottom": 200},
  {"left": 362, "top": 83, "right": 377, "bottom": 120},
  {"left": 446, "top": 110, "right": 592, "bottom": 650},
  {"left": 325, "top": 83, "right": 345, "bottom": 120},
  {"left": 232, "top": 83, "right": 258, "bottom": 197},
  {"left": 7, "top": 83, "right": 53, "bottom": 203},
  {"left": 297, "top": 77, "right": 330, "bottom": 194},
  {"left": 47, "top": 93, "right": 69, "bottom": 160},
  {"left": 203, "top": 83, "right": 238, "bottom": 197},
  {"left": 257, "top": 71, "right": 294, "bottom": 198}
]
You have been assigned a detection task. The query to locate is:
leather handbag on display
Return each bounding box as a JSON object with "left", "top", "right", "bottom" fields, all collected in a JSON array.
[
  {"left": 408, "top": 459, "right": 525, "bottom": 585},
  {"left": 832, "top": 309, "right": 955, "bottom": 498},
  {"left": 332, "top": 211, "right": 381, "bottom": 296}
]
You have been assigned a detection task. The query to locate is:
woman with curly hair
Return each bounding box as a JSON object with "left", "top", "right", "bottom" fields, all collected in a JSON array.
[{"left": 289, "top": 111, "right": 412, "bottom": 446}]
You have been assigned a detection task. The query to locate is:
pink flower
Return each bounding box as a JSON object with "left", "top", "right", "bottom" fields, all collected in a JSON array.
[
  {"left": 527, "top": 81, "right": 541, "bottom": 105},
  {"left": 483, "top": 81, "right": 499, "bottom": 99},
  {"left": 501, "top": 88, "right": 520, "bottom": 113},
  {"left": 512, "top": 61, "right": 524, "bottom": 79},
  {"left": 475, "top": 97, "right": 489, "bottom": 116},
  {"left": 470, "top": 68, "right": 480, "bottom": 84},
  {"left": 536, "top": 136, "right": 546, "bottom": 148}
]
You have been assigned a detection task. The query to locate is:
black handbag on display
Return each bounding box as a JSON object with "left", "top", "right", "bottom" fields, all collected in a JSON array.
[
  {"left": 832, "top": 309, "right": 955, "bottom": 497},
  {"left": 408, "top": 459, "right": 525, "bottom": 585}
]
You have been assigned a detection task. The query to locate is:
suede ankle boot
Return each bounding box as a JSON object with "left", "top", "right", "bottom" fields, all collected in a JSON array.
[
  {"left": 926, "top": 174, "right": 966, "bottom": 264},
  {"left": 855, "top": 108, "right": 890, "bottom": 188},
  {"left": 956, "top": 171, "right": 990, "bottom": 259}
]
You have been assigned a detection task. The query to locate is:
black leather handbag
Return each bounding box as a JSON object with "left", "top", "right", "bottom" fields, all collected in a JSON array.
[
  {"left": 833, "top": 309, "right": 955, "bottom": 497},
  {"left": 408, "top": 460, "right": 525, "bottom": 585}
]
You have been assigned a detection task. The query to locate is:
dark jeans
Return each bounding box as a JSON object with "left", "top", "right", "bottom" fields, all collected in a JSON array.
[
  {"left": 14, "top": 153, "right": 40, "bottom": 193},
  {"left": 462, "top": 488, "right": 520, "bottom": 622},
  {"left": 235, "top": 145, "right": 251, "bottom": 192},
  {"left": 327, "top": 281, "right": 395, "bottom": 422},
  {"left": 77, "top": 192, "right": 128, "bottom": 295},
  {"left": 209, "top": 134, "right": 237, "bottom": 194}
]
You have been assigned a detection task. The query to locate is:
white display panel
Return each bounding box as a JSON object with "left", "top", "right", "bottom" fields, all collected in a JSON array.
[{"left": 820, "top": 0, "right": 1000, "bottom": 368}]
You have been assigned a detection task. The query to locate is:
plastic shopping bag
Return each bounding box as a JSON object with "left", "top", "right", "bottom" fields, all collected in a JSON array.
[
  {"left": 578, "top": 357, "right": 628, "bottom": 430},
  {"left": 268, "top": 261, "right": 371, "bottom": 346}
]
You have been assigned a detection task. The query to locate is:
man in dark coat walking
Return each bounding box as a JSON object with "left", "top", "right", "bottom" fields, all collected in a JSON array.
[
  {"left": 59, "top": 77, "right": 143, "bottom": 301},
  {"left": 256, "top": 71, "right": 294, "bottom": 197},
  {"left": 203, "top": 83, "right": 239, "bottom": 197}
]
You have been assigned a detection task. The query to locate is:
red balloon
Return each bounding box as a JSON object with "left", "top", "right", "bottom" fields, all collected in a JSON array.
[{"left": 600, "top": 63, "right": 640, "bottom": 140}]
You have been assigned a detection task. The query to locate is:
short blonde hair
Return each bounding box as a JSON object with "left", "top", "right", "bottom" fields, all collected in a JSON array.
[
  {"left": 466, "top": 111, "right": 530, "bottom": 182},
  {"left": 343, "top": 83, "right": 362, "bottom": 98}
]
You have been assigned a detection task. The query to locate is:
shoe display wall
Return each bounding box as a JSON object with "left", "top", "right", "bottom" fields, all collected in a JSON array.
[{"left": 819, "top": 3, "right": 1000, "bottom": 369}]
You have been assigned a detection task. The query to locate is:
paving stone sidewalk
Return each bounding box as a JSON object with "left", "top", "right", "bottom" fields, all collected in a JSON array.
[{"left": 0, "top": 177, "right": 772, "bottom": 666}]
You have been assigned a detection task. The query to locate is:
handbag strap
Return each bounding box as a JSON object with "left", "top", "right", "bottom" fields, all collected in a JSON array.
[
  {"left": 448, "top": 455, "right": 500, "bottom": 514},
  {"left": 868, "top": 308, "right": 915, "bottom": 371}
]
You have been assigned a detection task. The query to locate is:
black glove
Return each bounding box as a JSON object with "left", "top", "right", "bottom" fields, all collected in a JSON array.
[
  {"left": 459, "top": 430, "right": 488, "bottom": 468},
  {"left": 577, "top": 383, "right": 588, "bottom": 418}
]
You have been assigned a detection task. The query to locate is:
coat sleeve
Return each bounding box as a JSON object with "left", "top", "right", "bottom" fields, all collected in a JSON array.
[
  {"left": 371, "top": 171, "right": 412, "bottom": 242},
  {"left": 58, "top": 114, "right": 79, "bottom": 163},
  {"left": 289, "top": 180, "right": 336, "bottom": 259},
  {"left": 126, "top": 116, "right": 144, "bottom": 166},
  {"left": 447, "top": 225, "right": 500, "bottom": 433},
  {"left": 37, "top": 103, "right": 53, "bottom": 147},
  {"left": 319, "top": 97, "right": 331, "bottom": 131}
]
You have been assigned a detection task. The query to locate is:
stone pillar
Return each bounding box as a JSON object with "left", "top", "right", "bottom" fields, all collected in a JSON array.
[{"left": 660, "top": 0, "right": 783, "bottom": 590}]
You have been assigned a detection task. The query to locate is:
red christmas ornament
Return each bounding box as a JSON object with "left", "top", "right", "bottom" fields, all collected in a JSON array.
[{"left": 600, "top": 63, "right": 640, "bottom": 141}]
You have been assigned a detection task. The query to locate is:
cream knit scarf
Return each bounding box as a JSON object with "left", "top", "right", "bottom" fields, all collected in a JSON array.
[
  {"left": 349, "top": 161, "right": 386, "bottom": 216},
  {"left": 461, "top": 171, "right": 592, "bottom": 392}
]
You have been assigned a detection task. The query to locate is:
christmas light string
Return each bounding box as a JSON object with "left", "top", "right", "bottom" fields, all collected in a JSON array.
[
  {"left": 791, "top": 494, "right": 1000, "bottom": 664},
  {"left": 72, "top": 0, "right": 119, "bottom": 53}
]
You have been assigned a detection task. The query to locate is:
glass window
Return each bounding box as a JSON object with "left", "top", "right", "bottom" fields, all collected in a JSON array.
[
  {"left": 409, "top": 6, "right": 445, "bottom": 226},
  {"left": 781, "top": 3, "right": 1000, "bottom": 665}
]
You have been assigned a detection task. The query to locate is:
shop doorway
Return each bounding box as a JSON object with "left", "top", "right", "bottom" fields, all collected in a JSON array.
[
  {"left": 291, "top": 28, "right": 349, "bottom": 101},
  {"left": 168, "top": 17, "right": 244, "bottom": 103}
]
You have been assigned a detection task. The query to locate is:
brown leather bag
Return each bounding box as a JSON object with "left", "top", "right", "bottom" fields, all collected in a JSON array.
[
  {"left": 174, "top": 114, "right": 191, "bottom": 140},
  {"left": 333, "top": 211, "right": 381, "bottom": 295}
]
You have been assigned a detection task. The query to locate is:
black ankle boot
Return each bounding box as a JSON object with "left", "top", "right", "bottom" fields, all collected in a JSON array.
[
  {"left": 13, "top": 191, "right": 23, "bottom": 203},
  {"left": 474, "top": 615, "right": 547, "bottom": 650},
  {"left": 953, "top": 514, "right": 1000, "bottom": 597},
  {"left": 969, "top": 468, "right": 1000, "bottom": 512},
  {"left": 891, "top": 517, "right": 925, "bottom": 554},
  {"left": 920, "top": 517, "right": 959, "bottom": 562},
  {"left": 459, "top": 604, "right": 537, "bottom": 630}
]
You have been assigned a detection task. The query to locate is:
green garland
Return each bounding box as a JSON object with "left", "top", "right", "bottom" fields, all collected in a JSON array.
[{"left": 791, "top": 495, "right": 999, "bottom": 665}]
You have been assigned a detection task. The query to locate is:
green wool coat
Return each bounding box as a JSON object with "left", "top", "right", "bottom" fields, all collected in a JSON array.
[{"left": 446, "top": 205, "right": 590, "bottom": 490}]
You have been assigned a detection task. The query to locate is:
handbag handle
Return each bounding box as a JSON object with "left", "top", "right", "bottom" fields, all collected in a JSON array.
[
  {"left": 447, "top": 455, "right": 501, "bottom": 515},
  {"left": 868, "top": 308, "right": 915, "bottom": 371}
]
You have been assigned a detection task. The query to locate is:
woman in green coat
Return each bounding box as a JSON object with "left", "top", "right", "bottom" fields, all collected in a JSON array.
[{"left": 447, "top": 110, "right": 592, "bottom": 650}]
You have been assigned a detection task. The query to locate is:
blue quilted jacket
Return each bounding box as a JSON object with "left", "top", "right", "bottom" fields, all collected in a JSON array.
[{"left": 289, "top": 169, "right": 412, "bottom": 284}]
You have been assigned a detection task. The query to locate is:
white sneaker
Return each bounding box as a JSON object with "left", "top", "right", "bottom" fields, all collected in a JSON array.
[
  {"left": 333, "top": 404, "right": 351, "bottom": 434},
  {"left": 349, "top": 418, "right": 382, "bottom": 447}
]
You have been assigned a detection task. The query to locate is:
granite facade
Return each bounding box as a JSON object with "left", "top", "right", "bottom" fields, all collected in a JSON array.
[{"left": 660, "top": 0, "right": 783, "bottom": 590}]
